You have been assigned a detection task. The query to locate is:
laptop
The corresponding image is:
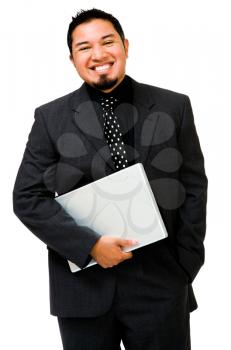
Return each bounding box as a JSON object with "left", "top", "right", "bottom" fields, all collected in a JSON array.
[{"left": 55, "top": 163, "right": 168, "bottom": 272}]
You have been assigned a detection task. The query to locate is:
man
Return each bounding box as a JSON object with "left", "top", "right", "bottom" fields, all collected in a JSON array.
[{"left": 13, "top": 8, "right": 207, "bottom": 350}]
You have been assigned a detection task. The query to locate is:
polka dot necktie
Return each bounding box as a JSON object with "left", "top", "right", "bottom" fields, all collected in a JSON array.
[{"left": 100, "top": 96, "right": 128, "bottom": 170}]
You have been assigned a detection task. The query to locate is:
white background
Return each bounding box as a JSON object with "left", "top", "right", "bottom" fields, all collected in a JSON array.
[{"left": 1, "top": 0, "right": 230, "bottom": 349}]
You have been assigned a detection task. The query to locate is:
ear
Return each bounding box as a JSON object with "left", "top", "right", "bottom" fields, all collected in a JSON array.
[
  {"left": 124, "top": 39, "right": 129, "bottom": 58},
  {"left": 69, "top": 54, "right": 75, "bottom": 66}
]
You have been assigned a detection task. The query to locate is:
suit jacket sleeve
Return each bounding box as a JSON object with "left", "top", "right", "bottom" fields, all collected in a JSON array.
[
  {"left": 13, "top": 107, "right": 101, "bottom": 269},
  {"left": 176, "top": 96, "right": 208, "bottom": 282}
]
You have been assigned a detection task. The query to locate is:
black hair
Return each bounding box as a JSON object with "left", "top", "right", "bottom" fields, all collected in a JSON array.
[{"left": 67, "top": 8, "right": 125, "bottom": 55}]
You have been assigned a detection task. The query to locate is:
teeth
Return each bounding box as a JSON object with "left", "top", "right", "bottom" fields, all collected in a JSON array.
[{"left": 95, "top": 64, "right": 111, "bottom": 71}]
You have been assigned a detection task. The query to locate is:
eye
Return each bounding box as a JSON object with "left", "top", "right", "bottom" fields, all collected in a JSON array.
[
  {"left": 79, "top": 46, "right": 90, "bottom": 51},
  {"left": 103, "top": 40, "right": 114, "bottom": 46}
]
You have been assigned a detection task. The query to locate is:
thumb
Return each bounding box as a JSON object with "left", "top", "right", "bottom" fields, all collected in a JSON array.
[{"left": 117, "top": 238, "right": 139, "bottom": 248}]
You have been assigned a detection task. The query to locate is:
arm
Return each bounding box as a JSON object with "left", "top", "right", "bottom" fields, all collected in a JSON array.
[
  {"left": 13, "top": 107, "right": 101, "bottom": 269},
  {"left": 176, "top": 96, "right": 208, "bottom": 282}
]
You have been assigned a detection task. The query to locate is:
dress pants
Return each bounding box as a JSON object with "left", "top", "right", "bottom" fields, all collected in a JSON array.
[{"left": 57, "top": 241, "right": 191, "bottom": 350}]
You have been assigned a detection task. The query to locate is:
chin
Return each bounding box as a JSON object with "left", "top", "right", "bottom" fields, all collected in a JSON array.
[{"left": 91, "top": 75, "right": 119, "bottom": 91}]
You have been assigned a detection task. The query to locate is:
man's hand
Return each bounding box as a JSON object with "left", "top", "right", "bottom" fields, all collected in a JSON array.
[{"left": 90, "top": 236, "right": 138, "bottom": 268}]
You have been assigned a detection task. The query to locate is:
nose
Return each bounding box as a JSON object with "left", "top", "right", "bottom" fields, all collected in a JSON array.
[{"left": 91, "top": 45, "right": 106, "bottom": 61}]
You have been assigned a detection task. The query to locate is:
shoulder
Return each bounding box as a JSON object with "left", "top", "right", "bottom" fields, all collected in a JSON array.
[
  {"left": 130, "top": 77, "right": 189, "bottom": 107},
  {"left": 33, "top": 87, "right": 84, "bottom": 133},
  {"left": 32, "top": 87, "right": 84, "bottom": 138},
  {"left": 129, "top": 77, "right": 192, "bottom": 131},
  {"left": 146, "top": 84, "right": 187, "bottom": 102},
  {"left": 35, "top": 89, "right": 78, "bottom": 116}
]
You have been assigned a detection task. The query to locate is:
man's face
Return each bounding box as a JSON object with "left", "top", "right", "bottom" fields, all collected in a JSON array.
[{"left": 70, "top": 19, "right": 129, "bottom": 92}]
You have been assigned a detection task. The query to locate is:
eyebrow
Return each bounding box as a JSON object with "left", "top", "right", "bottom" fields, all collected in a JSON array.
[
  {"left": 102, "top": 34, "right": 115, "bottom": 40},
  {"left": 74, "top": 34, "right": 115, "bottom": 47}
]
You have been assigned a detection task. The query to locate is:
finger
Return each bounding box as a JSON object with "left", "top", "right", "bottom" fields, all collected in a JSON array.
[
  {"left": 107, "top": 264, "right": 115, "bottom": 268},
  {"left": 122, "top": 251, "right": 133, "bottom": 260},
  {"left": 117, "top": 239, "right": 139, "bottom": 247}
]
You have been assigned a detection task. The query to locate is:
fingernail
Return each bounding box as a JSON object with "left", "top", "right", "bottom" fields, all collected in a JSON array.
[{"left": 131, "top": 240, "right": 139, "bottom": 244}]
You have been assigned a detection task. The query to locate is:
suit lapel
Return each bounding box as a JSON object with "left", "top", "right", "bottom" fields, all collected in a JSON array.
[
  {"left": 131, "top": 78, "right": 158, "bottom": 167},
  {"left": 70, "top": 84, "right": 116, "bottom": 173}
]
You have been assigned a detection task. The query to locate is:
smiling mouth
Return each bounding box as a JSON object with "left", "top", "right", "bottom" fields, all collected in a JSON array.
[{"left": 91, "top": 63, "right": 113, "bottom": 73}]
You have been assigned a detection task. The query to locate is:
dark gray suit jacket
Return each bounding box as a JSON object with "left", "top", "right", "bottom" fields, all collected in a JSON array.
[{"left": 13, "top": 77, "right": 207, "bottom": 317}]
